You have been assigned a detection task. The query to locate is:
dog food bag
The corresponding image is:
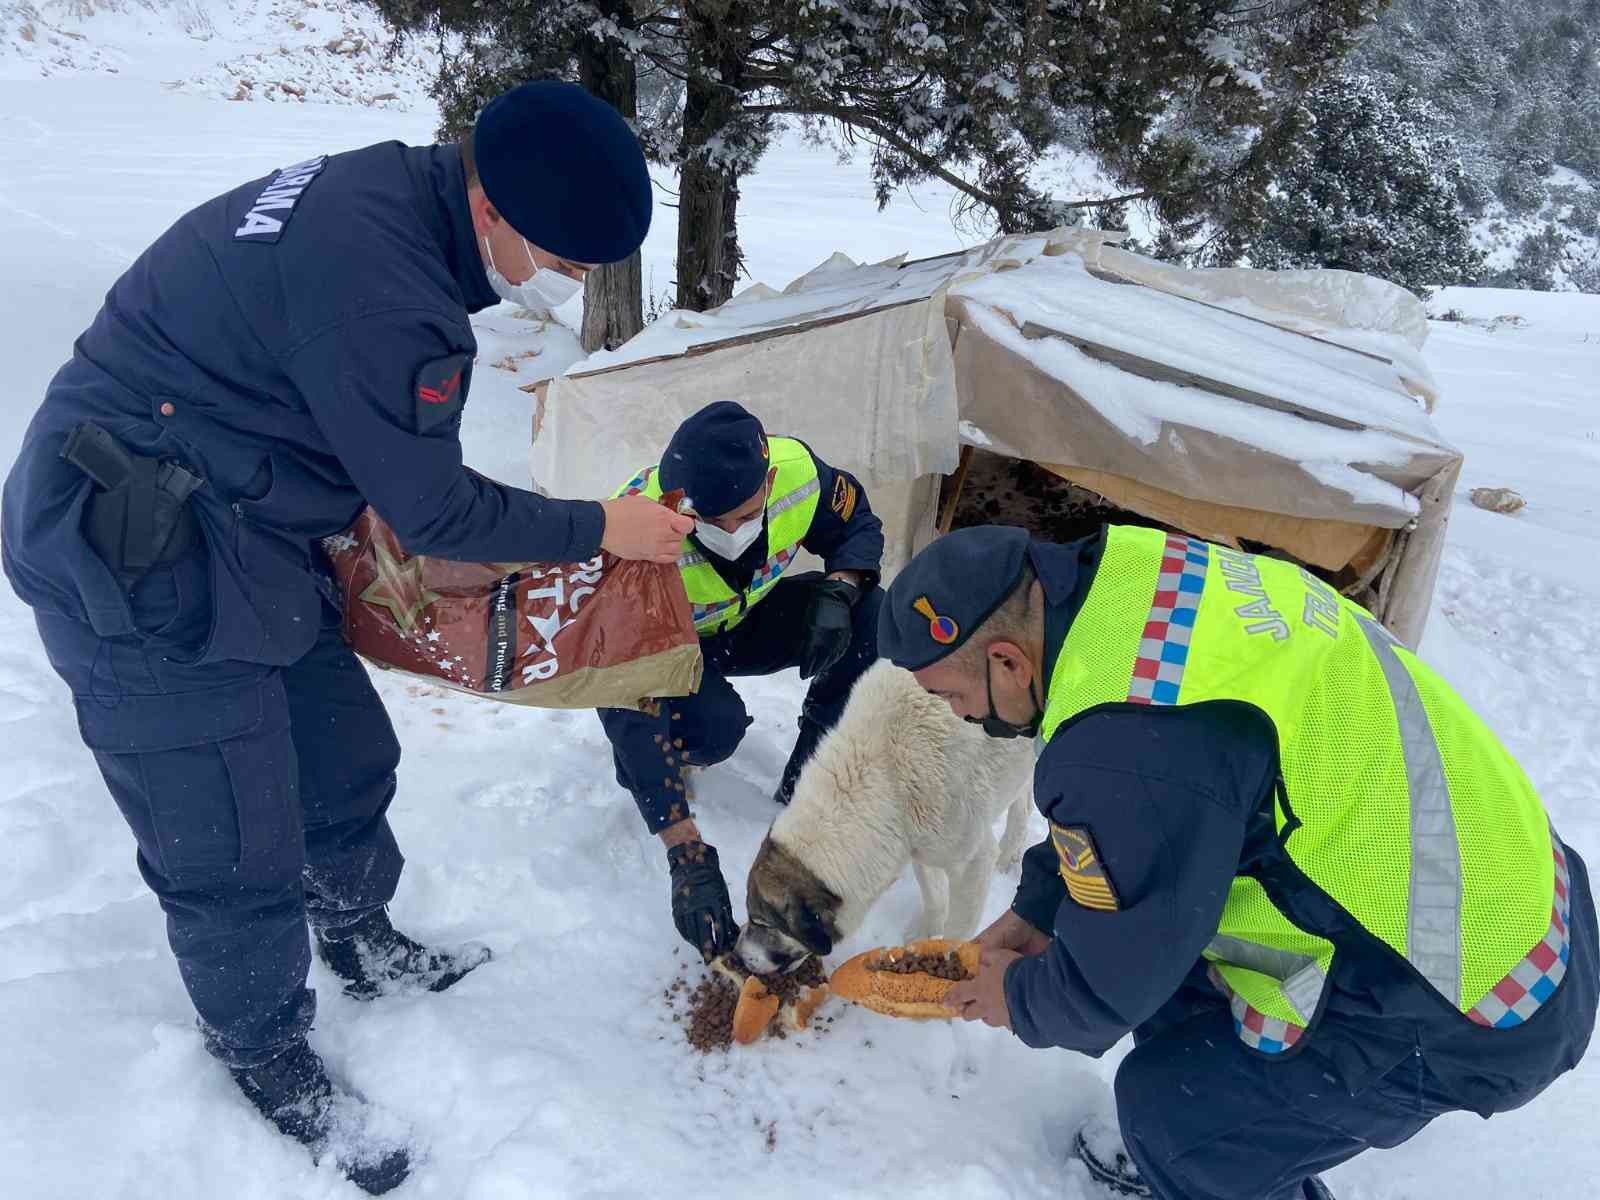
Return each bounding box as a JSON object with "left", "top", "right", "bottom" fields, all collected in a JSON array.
[{"left": 323, "top": 503, "right": 702, "bottom": 709}]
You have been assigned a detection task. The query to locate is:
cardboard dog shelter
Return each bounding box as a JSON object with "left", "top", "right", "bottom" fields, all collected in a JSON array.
[{"left": 527, "top": 228, "right": 1461, "bottom": 648}]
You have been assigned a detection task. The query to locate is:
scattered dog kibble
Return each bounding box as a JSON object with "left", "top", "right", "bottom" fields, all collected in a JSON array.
[
  {"left": 681, "top": 972, "right": 739, "bottom": 1053},
  {"left": 667, "top": 957, "right": 829, "bottom": 1055}
]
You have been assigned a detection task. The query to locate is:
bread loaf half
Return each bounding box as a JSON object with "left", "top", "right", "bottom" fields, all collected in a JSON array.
[
  {"left": 731, "top": 976, "right": 781, "bottom": 1045},
  {"left": 828, "top": 938, "right": 981, "bottom": 1020}
]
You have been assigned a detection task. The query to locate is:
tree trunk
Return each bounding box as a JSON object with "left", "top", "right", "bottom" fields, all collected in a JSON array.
[
  {"left": 676, "top": 153, "right": 730, "bottom": 310},
  {"left": 719, "top": 172, "right": 744, "bottom": 303},
  {"left": 580, "top": 254, "right": 644, "bottom": 352},
  {"left": 578, "top": 13, "right": 644, "bottom": 352},
  {"left": 675, "top": 3, "right": 750, "bottom": 312}
]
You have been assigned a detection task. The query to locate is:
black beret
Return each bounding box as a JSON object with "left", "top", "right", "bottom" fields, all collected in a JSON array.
[
  {"left": 474, "top": 81, "right": 653, "bottom": 265},
  {"left": 879, "top": 526, "right": 1031, "bottom": 670},
  {"left": 659, "top": 401, "right": 770, "bottom": 518}
]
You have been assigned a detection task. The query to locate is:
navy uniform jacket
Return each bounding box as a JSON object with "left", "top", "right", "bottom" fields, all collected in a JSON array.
[
  {"left": 2, "top": 143, "right": 604, "bottom": 667},
  {"left": 1003, "top": 534, "right": 1597, "bottom": 1117}
]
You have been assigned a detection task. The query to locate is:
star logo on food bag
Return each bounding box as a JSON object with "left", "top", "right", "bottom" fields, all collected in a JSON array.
[{"left": 358, "top": 543, "right": 441, "bottom": 635}]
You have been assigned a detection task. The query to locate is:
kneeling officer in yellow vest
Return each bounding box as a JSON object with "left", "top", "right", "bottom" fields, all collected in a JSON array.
[
  {"left": 880, "top": 524, "right": 1597, "bottom": 1200},
  {"left": 598, "top": 401, "right": 885, "bottom": 959}
]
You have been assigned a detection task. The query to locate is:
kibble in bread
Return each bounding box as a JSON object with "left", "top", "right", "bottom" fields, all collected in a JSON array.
[{"left": 828, "top": 938, "right": 981, "bottom": 1020}]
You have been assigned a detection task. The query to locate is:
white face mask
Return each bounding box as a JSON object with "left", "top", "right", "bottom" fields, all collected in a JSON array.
[
  {"left": 694, "top": 511, "right": 765, "bottom": 561},
  {"left": 482, "top": 235, "right": 584, "bottom": 311}
]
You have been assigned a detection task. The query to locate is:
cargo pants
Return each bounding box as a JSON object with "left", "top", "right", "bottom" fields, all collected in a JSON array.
[{"left": 33, "top": 546, "right": 404, "bottom": 1067}]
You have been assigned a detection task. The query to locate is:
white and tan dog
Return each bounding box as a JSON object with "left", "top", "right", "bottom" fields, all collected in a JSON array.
[{"left": 736, "top": 660, "right": 1035, "bottom": 974}]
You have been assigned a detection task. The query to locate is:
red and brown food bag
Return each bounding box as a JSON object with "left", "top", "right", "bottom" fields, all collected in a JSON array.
[{"left": 322, "top": 505, "right": 702, "bottom": 709}]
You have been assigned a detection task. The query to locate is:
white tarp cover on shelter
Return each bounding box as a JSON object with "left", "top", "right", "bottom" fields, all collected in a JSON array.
[{"left": 529, "top": 229, "right": 1461, "bottom": 646}]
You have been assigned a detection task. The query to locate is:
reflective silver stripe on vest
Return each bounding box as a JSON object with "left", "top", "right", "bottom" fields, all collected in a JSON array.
[
  {"left": 1205, "top": 935, "right": 1327, "bottom": 1021},
  {"left": 1357, "top": 615, "right": 1462, "bottom": 1007},
  {"left": 770, "top": 476, "right": 821, "bottom": 516}
]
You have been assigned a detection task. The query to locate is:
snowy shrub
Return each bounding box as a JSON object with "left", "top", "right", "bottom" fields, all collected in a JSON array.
[
  {"left": 1497, "top": 163, "right": 1551, "bottom": 219},
  {"left": 1564, "top": 190, "right": 1600, "bottom": 238},
  {"left": 1241, "top": 74, "right": 1484, "bottom": 297},
  {"left": 1490, "top": 223, "right": 1570, "bottom": 291}
]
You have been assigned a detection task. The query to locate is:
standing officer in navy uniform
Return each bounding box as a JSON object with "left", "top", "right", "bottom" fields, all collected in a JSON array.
[
  {"left": 1, "top": 82, "right": 692, "bottom": 1192},
  {"left": 879, "top": 525, "right": 1596, "bottom": 1200},
  {"left": 597, "top": 401, "right": 884, "bottom": 959}
]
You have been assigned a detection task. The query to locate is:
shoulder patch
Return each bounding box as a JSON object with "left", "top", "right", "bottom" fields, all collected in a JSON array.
[
  {"left": 1050, "top": 822, "right": 1121, "bottom": 912},
  {"left": 830, "top": 474, "right": 858, "bottom": 522},
  {"left": 234, "top": 155, "right": 328, "bottom": 243},
  {"left": 414, "top": 352, "right": 470, "bottom": 433}
]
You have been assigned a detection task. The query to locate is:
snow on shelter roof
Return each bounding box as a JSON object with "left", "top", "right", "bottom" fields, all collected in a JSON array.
[{"left": 534, "top": 228, "right": 1459, "bottom": 539}]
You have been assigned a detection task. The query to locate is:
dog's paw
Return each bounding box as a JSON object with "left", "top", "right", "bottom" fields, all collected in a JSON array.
[{"left": 994, "top": 847, "right": 1025, "bottom": 874}]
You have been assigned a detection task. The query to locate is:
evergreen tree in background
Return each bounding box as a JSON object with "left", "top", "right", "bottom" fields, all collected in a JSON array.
[
  {"left": 1494, "top": 224, "right": 1572, "bottom": 292},
  {"left": 1240, "top": 74, "right": 1483, "bottom": 297},
  {"left": 375, "top": 1, "right": 1389, "bottom": 337},
  {"left": 1354, "top": 0, "right": 1600, "bottom": 219}
]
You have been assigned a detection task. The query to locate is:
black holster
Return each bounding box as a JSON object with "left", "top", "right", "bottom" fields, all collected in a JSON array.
[{"left": 60, "top": 422, "right": 204, "bottom": 584}]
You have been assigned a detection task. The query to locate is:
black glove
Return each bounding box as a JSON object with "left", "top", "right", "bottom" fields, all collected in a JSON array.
[
  {"left": 799, "top": 578, "right": 859, "bottom": 680},
  {"left": 667, "top": 841, "right": 737, "bottom": 961}
]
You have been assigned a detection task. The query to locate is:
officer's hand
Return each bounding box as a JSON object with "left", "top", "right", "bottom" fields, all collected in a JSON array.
[
  {"left": 667, "top": 840, "right": 738, "bottom": 961},
  {"left": 946, "top": 947, "right": 1020, "bottom": 1029},
  {"left": 600, "top": 495, "right": 694, "bottom": 564},
  {"left": 976, "top": 909, "right": 1052, "bottom": 957},
  {"left": 799, "top": 578, "right": 858, "bottom": 679}
]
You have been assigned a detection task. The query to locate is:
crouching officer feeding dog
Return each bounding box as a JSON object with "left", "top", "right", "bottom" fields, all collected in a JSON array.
[
  {"left": 879, "top": 524, "right": 1598, "bottom": 1200},
  {"left": 1, "top": 82, "right": 692, "bottom": 1192},
  {"left": 597, "top": 400, "right": 884, "bottom": 960}
]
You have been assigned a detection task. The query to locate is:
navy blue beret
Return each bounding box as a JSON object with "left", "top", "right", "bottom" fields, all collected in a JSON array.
[
  {"left": 659, "top": 401, "right": 770, "bottom": 518},
  {"left": 474, "top": 81, "right": 652, "bottom": 265},
  {"left": 879, "top": 526, "right": 1031, "bottom": 670}
]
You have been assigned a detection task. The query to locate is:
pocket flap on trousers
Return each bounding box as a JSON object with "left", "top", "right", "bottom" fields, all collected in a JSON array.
[{"left": 75, "top": 676, "right": 278, "bottom": 752}]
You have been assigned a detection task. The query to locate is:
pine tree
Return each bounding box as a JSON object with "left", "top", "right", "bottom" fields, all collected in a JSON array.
[
  {"left": 1240, "top": 74, "right": 1483, "bottom": 297},
  {"left": 1493, "top": 223, "right": 1571, "bottom": 292},
  {"left": 1355, "top": 1, "right": 1600, "bottom": 215},
  {"left": 377, "top": 2, "right": 1390, "bottom": 321}
]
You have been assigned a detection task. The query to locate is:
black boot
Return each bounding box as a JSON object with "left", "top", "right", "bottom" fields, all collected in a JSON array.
[
  {"left": 230, "top": 1040, "right": 410, "bottom": 1195},
  {"left": 1074, "top": 1122, "right": 1152, "bottom": 1198},
  {"left": 774, "top": 717, "right": 827, "bottom": 806},
  {"left": 1303, "top": 1177, "right": 1337, "bottom": 1199},
  {"left": 315, "top": 907, "right": 491, "bottom": 1001}
]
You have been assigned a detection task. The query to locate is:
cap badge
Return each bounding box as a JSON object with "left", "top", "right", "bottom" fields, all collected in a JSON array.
[{"left": 913, "top": 596, "right": 959, "bottom": 645}]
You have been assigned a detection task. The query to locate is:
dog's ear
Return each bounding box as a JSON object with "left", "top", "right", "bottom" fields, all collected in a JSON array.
[{"left": 794, "top": 899, "right": 835, "bottom": 957}]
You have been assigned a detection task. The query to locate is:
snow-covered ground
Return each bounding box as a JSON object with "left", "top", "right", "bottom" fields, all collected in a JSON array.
[
  {"left": 1, "top": 0, "right": 440, "bottom": 108},
  {"left": 2, "top": 13, "right": 1599, "bottom": 1200}
]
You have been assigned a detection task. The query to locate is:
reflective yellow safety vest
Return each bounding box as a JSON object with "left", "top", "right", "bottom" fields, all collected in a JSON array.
[
  {"left": 615, "top": 437, "right": 821, "bottom": 636},
  {"left": 1042, "top": 525, "right": 1570, "bottom": 1053}
]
